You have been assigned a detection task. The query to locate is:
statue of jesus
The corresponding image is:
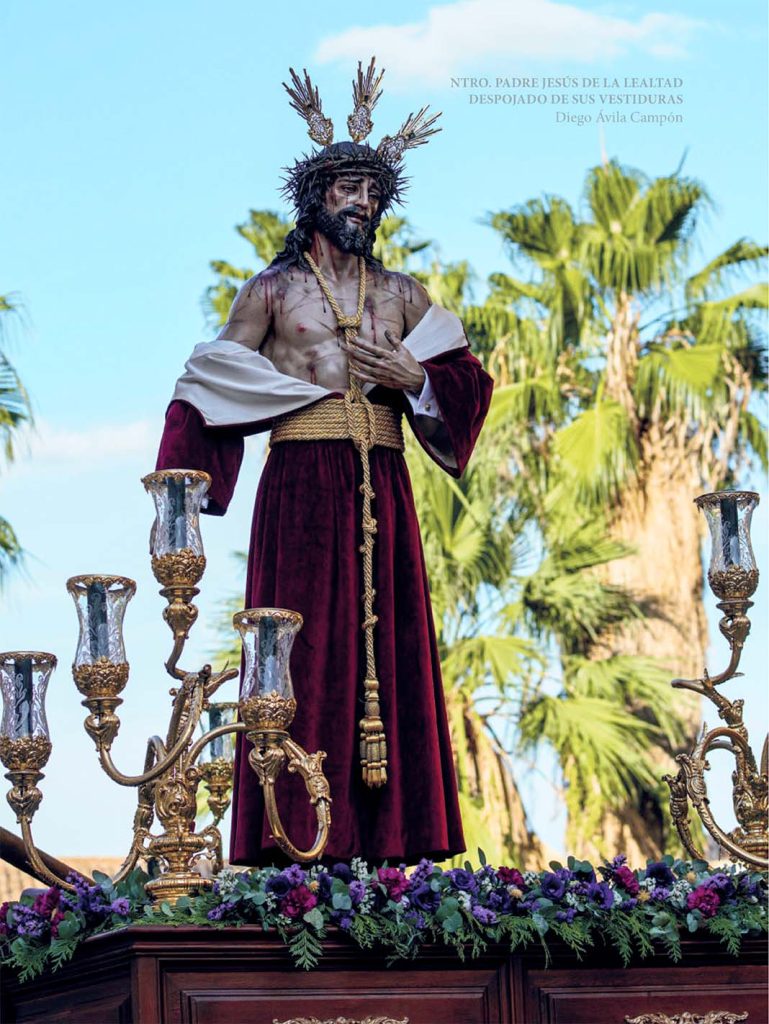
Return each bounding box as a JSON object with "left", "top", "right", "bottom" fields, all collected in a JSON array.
[{"left": 156, "top": 60, "right": 494, "bottom": 865}]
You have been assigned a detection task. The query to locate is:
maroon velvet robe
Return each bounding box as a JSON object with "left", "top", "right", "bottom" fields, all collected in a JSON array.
[{"left": 156, "top": 346, "right": 493, "bottom": 864}]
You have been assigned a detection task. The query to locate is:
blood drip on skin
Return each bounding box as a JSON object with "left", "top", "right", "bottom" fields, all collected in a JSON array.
[
  {"left": 367, "top": 299, "right": 377, "bottom": 344},
  {"left": 309, "top": 365, "right": 317, "bottom": 385}
]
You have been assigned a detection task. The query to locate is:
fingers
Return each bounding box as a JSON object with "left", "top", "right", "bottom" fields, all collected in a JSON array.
[
  {"left": 347, "top": 348, "right": 385, "bottom": 371},
  {"left": 350, "top": 368, "right": 390, "bottom": 386},
  {"left": 384, "top": 329, "right": 402, "bottom": 350},
  {"left": 347, "top": 337, "right": 387, "bottom": 358}
]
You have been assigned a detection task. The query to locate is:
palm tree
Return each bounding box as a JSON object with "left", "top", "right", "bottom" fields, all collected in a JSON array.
[
  {"left": 469, "top": 159, "right": 767, "bottom": 855},
  {"left": 0, "top": 292, "right": 32, "bottom": 583}
]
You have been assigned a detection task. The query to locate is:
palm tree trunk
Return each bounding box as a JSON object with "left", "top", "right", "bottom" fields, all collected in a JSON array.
[
  {"left": 572, "top": 438, "right": 707, "bottom": 862},
  {"left": 445, "top": 690, "right": 547, "bottom": 868}
]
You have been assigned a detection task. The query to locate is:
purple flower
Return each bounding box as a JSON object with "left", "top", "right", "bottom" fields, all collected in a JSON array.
[
  {"left": 109, "top": 897, "right": 130, "bottom": 916},
  {"left": 737, "top": 875, "right": 761, "bottom": 899},
  {"left": 265, "top": 874, "right": 292, "bottom": 898},
  {"left": 331, "top": 863, "right": 353, "bottom": 883},
  {"left": 410, "top": 883, "right": 440, "bottom": 914},
  {"left": 472, "top": 905, "right": 497, "bottom": 925},
  {"left": 207, "top": 904, "right": 228, "bottom": 921},
  {"left": 488, "top": 890, "right": 513, "bottom": 914},
  {"left": 540, "top": 872, "right": 567, "bottom": 900},
  {"left": 705, "top": 873, "right": 734, "bottom": 897},
  {"left": 349, "top": 880, "right": 366, "bottom": 906},
  {"left": 610, "top": 854, "right": 628, "bottom": 870},
  {"left": 317, "top": 873, "right": 333, "bottom": 900},
  {"left": 651, "top": 887, "right": 671, "bottom": 903},
  {"left": 556, "top": 908, "right": 576, "bottom": 924},
  {"left": 585, "top": 881, "right": 614, "bottom": 911},
  {"left": 446, "top": 868, "right": 478, "bottom": 895},
  {"left": 409, "top": 859, "right": 436, "bottom": 887},
  {"left": 283, "top": 864, "right": 306, "bottom": 887},
  {"left": 645, "top": 861, "right": 675, "bottom": 887},
  {"left": 338, "top": 914, "right": 353, "bottom": 930},
  {"left": 620, "top": 898, "right": 637, "bottom": 911}
]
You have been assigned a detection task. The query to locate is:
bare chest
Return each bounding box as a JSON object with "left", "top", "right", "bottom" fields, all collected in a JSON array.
[{"left": 263, "top": 273, "right": 407, "bottom": 387}]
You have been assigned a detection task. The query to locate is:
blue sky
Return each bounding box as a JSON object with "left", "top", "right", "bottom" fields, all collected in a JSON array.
[{"left": 1, "top": 0, "right": 766, "bottom": 859}]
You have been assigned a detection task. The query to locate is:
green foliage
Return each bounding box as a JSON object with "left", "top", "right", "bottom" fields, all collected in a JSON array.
[
  {"left": 0, "top": 291, "right": 32, "bottom": 585},
  {"left": 552, "top": 398, "right": 638, "bottom": 505},
  {"left": 287, "top": 926, "right": 324, "bottom": 970},
  {"left": 2, "top": 860, "right": 765, "bottom": 982}
]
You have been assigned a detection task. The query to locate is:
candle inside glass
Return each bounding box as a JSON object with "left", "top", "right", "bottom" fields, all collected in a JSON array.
[
  {"left": 13, "top": 657, "right": 33, "bottom": 737},
  {"left": 719, "top": 496, "right": 741, "bottom": 566},
  {"left": 167, "top": 477, "right": 187, "bottom": 550},
  {"left": 209, "top": 705, "right": 224, "bottom": 759},
  {"left": 87, "top": 581, "right": 109, "bottom": 659}
]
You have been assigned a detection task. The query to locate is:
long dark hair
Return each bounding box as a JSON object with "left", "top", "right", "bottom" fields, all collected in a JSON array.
[{"left": 272, "top": 142, "right": 402, "bottom": 271}]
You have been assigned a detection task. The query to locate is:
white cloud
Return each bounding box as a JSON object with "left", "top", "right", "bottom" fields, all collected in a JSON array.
[
  {"left": 8, "top": 418, "right": 160, "bottom": 473},
  {"left": 314, "top": 0, "right": 706, "bottom": 86}
]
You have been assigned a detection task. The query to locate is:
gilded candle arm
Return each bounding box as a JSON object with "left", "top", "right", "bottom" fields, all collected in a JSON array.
[
  {"left": 97, "top": 685, "right": 204, "bottom": 787},
  {"left": 187, "top": 721, "right": 247, "bottom": 766}
]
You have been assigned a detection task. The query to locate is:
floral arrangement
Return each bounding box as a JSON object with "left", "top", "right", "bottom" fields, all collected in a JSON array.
[{"left": 1, "top": 854, "right": 765, "bottom": 981}]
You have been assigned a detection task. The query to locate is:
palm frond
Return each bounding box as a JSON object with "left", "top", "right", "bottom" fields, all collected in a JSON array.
[
  {"left": 0, "top": 515, "right": 23, "bottom": 585},
  {"left": 685, "top": 240, "right": 768, "bottom": 302},
  {"left": 552, "top": 397, "right": 638, "bottom": 506},
  {"left": 518, "top": 693, "right": 660, "bottom": 802},
  {"left": 634, "top": 342, "right": 722, "bottom": 421}
]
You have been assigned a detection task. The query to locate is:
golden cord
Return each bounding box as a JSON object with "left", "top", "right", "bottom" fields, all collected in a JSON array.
[{"left": 302, "top": 251, "right": 388, "bottom": 787}]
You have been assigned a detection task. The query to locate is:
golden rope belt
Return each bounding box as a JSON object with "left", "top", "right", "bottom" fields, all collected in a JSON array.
[
  {"left": 273, "top": 251, "right": 389, "bottom": 787},
  {"left": 270, "top": 400, "right": 404, "bottom": 450}
]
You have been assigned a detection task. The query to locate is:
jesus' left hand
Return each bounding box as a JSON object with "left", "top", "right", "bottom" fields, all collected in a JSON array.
[{"left": 345, "top": 330, "right": 426, "bottom": 394}]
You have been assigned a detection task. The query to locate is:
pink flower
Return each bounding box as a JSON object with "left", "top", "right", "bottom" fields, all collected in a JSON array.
[
  {"left": 497, "top": 867, "right": 525, "bottom": 887},
  {"left": 687, "top": 885, "right": 721, "bottom": 918},
  {"left": 281, "top": 885, "right": 319, "bottom": 920},
  {"left": 615, "top": 866, "right": 640, "bottom": 896},
  {"left": 377, "top": 867, "right": 409, "bottom": 901},
  {"left": 50, "top": 909, "right": 67, "bottom": 938},
  {"left": 32, "top": 887, "right": 61, "bottom": 918}
]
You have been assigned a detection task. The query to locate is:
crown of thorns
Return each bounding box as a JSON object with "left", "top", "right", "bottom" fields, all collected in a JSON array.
[{"left": 280, "top": 57, "right": 442, "bottom": 214}]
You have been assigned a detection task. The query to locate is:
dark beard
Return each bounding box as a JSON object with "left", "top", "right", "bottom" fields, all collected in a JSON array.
[{"left": 314, "top": 206, "right": 375, "bottom": 256}]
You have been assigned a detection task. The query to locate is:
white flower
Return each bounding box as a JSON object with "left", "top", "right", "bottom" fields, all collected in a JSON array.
[
  {"left": 457, "top": 892, "right": 472, "bottom": 910},
  {"left": 523, "top": 871, "right": 539, "bottom": 886},
  {"left": 215, "top": 869, "right": 239, "bottom": 897},
  {"left": 350, "top": 857, "right": 370, "bottom": 881}
]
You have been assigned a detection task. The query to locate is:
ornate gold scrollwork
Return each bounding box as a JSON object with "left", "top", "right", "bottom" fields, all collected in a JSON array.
[
  {"left": 73, "top": 659, "right": 129, "bottom": 698},
  {"left": 626, "top": 1012, "right": 748, "bottom": 1024},
  {"left": 2, "top": 470, "right": 331, "bottom": 904},
  {"left": 274, "top": 1018, "right": 409, "bottom": 1024}
]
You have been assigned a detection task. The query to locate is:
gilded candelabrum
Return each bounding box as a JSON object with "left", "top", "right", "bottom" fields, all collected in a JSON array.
[
  {"left": 664, "top": 490, "right": 767, "bottom": 869},
  {"left": 0, "top": 469, "right": 331, "bottom": 904}
]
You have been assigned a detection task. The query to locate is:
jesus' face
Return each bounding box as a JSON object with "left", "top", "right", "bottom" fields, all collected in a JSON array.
[{"left": 314, "top": 172, "right": 382, "bottom": 255}]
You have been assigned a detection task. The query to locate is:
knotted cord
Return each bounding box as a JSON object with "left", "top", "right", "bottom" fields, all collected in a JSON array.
[{"left": 303, "top": 251, "right": 388, "bottom": 788}]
